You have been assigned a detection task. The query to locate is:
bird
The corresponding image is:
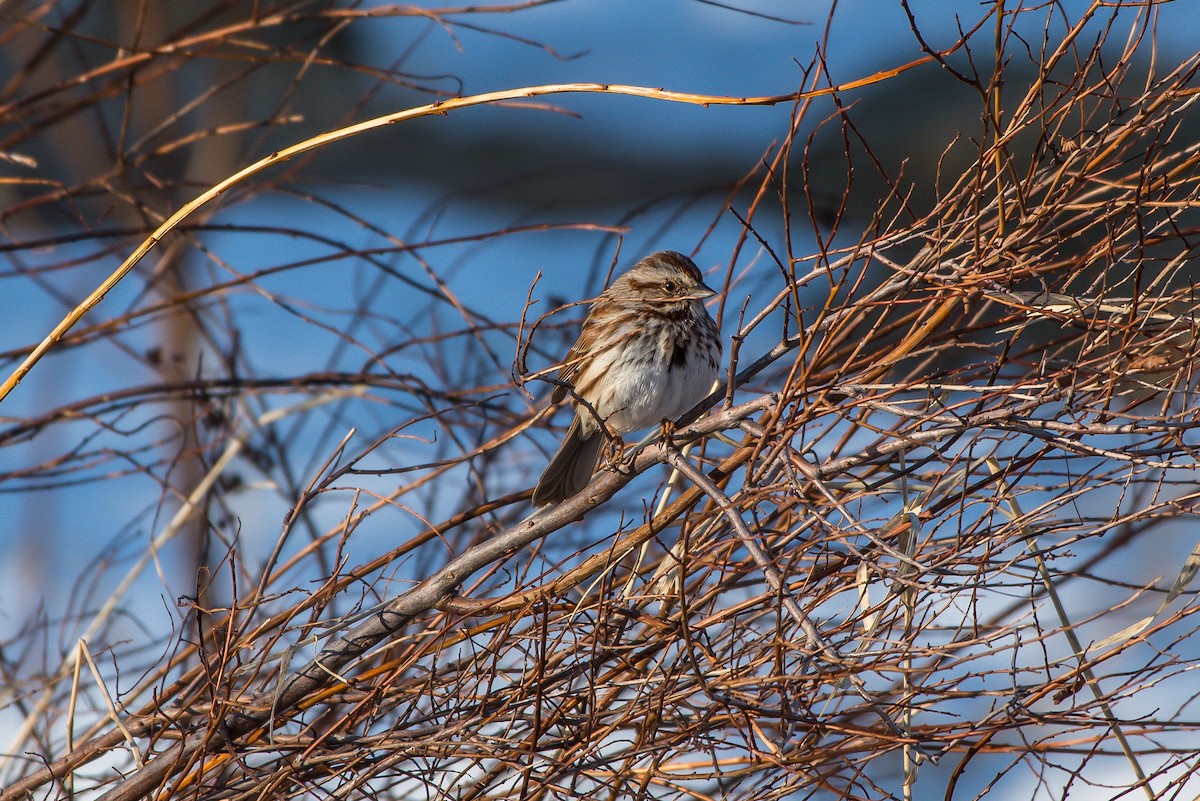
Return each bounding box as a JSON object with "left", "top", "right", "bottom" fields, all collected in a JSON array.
[{"left": 532, "top": 250, "right": 721, "bottom": 506}]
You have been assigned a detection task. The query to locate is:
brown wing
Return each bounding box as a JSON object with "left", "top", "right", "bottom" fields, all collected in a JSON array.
[{"left": 551, "top": 325, "right": 591, "bottom": 403}]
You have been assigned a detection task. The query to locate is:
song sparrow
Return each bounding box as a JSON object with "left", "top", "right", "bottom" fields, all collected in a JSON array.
[{"left": 533, "top": 250, "right": 722, "bottom": 506}]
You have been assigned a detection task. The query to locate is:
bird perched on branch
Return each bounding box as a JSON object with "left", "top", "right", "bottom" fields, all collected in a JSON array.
[{"left": 533, "top": 250, "right": 721, "bottom": 506}]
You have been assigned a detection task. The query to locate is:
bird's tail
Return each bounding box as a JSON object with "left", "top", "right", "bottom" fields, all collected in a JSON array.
[{"left": 533, "top": 416, "right": 603, "bottom": 506}]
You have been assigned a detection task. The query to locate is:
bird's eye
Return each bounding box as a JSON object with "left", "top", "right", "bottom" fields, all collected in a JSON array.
[{"left": 664, "top": 280, "right": 677, "bottom": 294}]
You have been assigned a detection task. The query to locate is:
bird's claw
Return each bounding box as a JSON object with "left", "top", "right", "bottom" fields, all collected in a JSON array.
[
  {"left": 603, "top": 437, "right": 636, "bottom": 475},
  {"left": 657, "top": 418, "right": 679, "bottom": 447}
]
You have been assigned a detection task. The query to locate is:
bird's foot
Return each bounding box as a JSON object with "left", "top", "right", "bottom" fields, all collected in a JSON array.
[{"left": 604, "top": 436, "right": 636, "bottom": 475}]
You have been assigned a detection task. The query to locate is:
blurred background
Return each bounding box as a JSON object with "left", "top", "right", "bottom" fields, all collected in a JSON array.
[
  {"left": 2, "top": 1, "right": 1199, "bottom": 799},
  {"left": 0, "top": 0, "right": 998, "bottom": 637}
]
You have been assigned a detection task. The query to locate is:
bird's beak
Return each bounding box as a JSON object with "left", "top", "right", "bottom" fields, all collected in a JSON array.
[{"left": 690, "top": 282, "right": 717, "bottom": 300}]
